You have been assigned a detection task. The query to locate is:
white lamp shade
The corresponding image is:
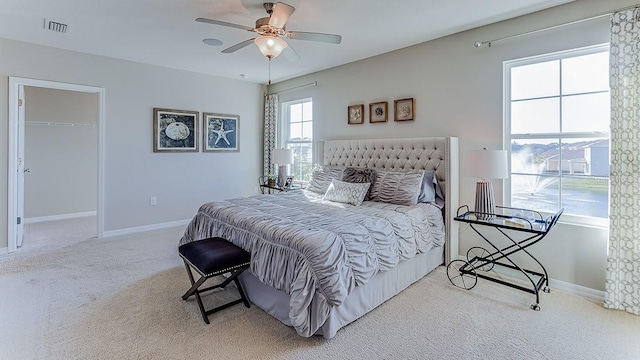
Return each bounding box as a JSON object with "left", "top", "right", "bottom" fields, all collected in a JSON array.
[
  {"left": 254, "top": 36, "right": 288, "bottom": 58},
  {"left": 272, "top": 148, "right": 293, "bottom": 164},
  {"left": 466, "top": 149, "right": 509, "bottom": 179}
]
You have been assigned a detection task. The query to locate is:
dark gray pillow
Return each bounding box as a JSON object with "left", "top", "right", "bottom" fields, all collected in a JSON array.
[
  {"left": 342, "top": 167, "right": 376, "bottom": 200},
  {"left": 305, "top": 165, "right": 345, "bottom": 195},
  {"left": 368, "top": 170, "right": 424, "bottom": 206}
]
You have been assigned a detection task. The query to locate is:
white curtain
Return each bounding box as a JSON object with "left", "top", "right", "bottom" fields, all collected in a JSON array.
[
  {"left": 263, "top": 93, "right": 279, "bottom": 176},
  {"left": 605, "top": 8, "right": 640, "bottom": 316}
]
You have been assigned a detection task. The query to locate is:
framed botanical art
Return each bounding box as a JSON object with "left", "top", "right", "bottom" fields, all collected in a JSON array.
[
  {"left": 369, "top": 101, "right": 388, "bottom": 123},
  {"left": 203, "top": 112, "right": 240, "bottom": 152},
  {"left": 347, "top": 104, "right": 364, "bottom": 125},
  {"left": 394, "top": 98, "right": 415, "bottom": 121},
  {"left": 153, "top": 108, "right": 198, "bottom": 152}
]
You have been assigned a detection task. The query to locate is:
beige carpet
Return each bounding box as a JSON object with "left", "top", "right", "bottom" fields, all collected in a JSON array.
[{"left": 1, "top": 226, "right": 639, "bottom": 360}]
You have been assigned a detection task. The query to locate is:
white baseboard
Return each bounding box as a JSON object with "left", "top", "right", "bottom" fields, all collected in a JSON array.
[
  {"left": 549, "top": 277, "right": 605, "bottom": 303},
  {"left": 25, "top": 211, "right": 96, "bottom": 224},
  {"left": 103, "top": 219, "right": 191, "bottom": 237},
  {"left": 453, "top": 254, "right": 604, "bottom": 303},
  {"left": 0, "top": 247, "right": 8, "bottom": 255}
]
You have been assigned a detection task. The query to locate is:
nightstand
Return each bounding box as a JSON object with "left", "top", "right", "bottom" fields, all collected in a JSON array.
[{"left": 259, "top": 183, "right": 302, "bottom": 194}]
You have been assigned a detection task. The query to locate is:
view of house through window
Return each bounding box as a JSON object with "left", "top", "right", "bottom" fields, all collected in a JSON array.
[
  {"left": 505, "top": 45, "right": 610, "bottom": 219},
  {"left": 282, "top": 98, "right": 313, "bottom": 182}
]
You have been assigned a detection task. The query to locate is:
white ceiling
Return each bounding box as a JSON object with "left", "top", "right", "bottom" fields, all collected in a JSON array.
[{"left": 0, "top": 0, "right": 573, "bottom": 85}]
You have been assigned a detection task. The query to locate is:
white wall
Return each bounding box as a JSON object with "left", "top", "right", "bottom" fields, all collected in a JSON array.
[
  {"left": 271, "top": 0, "right": 633, "bottom": 291},
  {"left": 24, "top": 87, "right": 98, "bottom": 218},
  {"left": 0, "top": 38, "right": 264, "bottom": 249}
]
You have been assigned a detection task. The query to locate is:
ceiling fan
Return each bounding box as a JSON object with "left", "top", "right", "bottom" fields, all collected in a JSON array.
[{"left": 196, "top": 2, "right": 342, "bottom": 59}]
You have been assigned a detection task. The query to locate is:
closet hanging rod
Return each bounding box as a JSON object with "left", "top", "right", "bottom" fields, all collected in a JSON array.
[
  {"left": 25, "top": 121, "right": 96, "bottom": 127},
  {"left": 474, "top": 3, "right": 640, "bottom": 48}
]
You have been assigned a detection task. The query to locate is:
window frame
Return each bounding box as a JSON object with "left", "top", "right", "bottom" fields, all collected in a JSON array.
[
  {"left": 503, "top": 44, "right": 610, "bottom": 228},
  {"left": 280, "top": 97, "right": 313, "bottom": 183}
]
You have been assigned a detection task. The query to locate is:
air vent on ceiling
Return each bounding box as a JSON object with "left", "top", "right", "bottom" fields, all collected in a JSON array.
[{"left": 44, "top": 18, "right": 69, "bottom": 33}]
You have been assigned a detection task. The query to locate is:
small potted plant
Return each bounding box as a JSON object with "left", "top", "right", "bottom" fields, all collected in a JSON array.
[{"left": 267, "top": 174, "right": 276, "bottom": 187}]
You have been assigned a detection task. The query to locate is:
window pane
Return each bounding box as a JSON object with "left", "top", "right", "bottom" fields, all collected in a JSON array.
[
  {"left": 511, "top": 98, "right": 560, "bottom": 134},
  {"left": 512, "top": 138, "right": 560, "bottom": 175},
  {"left": 562, "top": 93, "right": 610, "bottom": 133},
  {"left": 511, "top": 174, "right": 560, "bottom": 213},
  {"left": 303, "top": 102, "right": 313, "bottom": 121},
  {"left": 291, "top": 103, "right": 302, "bottom": 122},
  {"left": 559, "top": 138, "right": 609, "bottom": 176},
  {"left": 562, "top": 52, "right": 609, "bottom": 95},
  {"left": 289, "top": 123, "right": 302, "bottom": 141},
  {"left": 561, "top": 177, "right": 609, "bottom": 218},
  {"left": 288, "top": 142, "right": 313, "bottom": 182},
  {"left": 302, "top": 122, "right": 313, "bottom": 141},
  {"left": 511, "top": 60, "right": 559, "bottom": 100}
]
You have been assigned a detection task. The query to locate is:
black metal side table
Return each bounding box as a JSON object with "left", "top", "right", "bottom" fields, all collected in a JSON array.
[
  {"left": 259, "top": 183, "right": 303, "bottom": 194},
  {"left": 449, "top": 205, "right": 563, "bottom": 311}
]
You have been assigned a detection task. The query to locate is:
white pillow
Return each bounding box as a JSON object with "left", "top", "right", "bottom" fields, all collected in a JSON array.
[{"left": 322, "top": 179, "right": 370, "bottom": 206}]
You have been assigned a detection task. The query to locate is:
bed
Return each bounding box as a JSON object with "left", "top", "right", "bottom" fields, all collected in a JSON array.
[{"left": 180, "top": 137, "right": 459, "bottom": 338}]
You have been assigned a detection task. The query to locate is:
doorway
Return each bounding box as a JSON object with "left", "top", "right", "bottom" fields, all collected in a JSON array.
[{"left": 8, "top": 77, "right": 105, "bottom": 253}]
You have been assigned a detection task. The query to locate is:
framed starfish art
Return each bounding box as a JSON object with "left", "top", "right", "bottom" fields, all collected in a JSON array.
[
  {"left": 153, "top": 108, "right": 198, "bottom": 152},
  {"left": 203, "top": 113, "right": 240, "bottom": 152}
]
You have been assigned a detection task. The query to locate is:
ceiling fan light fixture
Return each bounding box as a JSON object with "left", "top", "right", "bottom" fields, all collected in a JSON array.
[{"left": 254, "top": 36, "right": 287, "bottom": 58}]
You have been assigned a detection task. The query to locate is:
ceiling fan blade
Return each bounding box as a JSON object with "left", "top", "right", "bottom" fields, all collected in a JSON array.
[
  {"left": 287, "top": 31, "right": 342, "bottom": 44},
  {"left": 195, "top": 18, "right": 255, "bottom": 32},
  {"left": 222, "top": 38, "right": 256, "bottom": 53},
  {"left": 268, "top": 2, "right": 295, "bottom": 29},
  {"left": 283, "top": 44, "right": 301, "bottom": 61}
]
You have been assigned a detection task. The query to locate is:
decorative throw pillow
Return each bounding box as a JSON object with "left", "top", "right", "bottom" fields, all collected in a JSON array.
[
  {"left": 341, "top": 167, "right": 376, "bottom": 201},
  {"left": 322, "top": 179, "right": 371, "bottom": 206},
  {"left": 306, "top": 165, "right": 345, "bottom": 195},
  {"left": 368, "top": 169, "right": 424, "bottom": 206}
]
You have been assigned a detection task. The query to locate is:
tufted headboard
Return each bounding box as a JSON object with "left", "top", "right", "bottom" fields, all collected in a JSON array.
[{"left": 322, "top": 137, "right": 459, "bottom": 265}]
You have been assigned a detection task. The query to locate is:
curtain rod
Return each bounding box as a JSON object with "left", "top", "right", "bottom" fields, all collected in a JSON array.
[
  {"left": 474, "top": 3, "right": 639, "bottom": 48},
  {"left": 268, "top": 81, "right": 317, "bottom": 95}
]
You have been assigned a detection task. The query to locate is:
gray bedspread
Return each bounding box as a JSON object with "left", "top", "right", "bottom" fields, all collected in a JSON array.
[{"left": 179, "top": 190, "right": 444, "bottom": 337}]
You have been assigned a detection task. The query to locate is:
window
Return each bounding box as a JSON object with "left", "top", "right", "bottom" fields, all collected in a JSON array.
[
  {"left": 282, "top": 98, "right": 313, "bottom": 182},
  {"left": 504, "top": 45, "right": 610, "bottom": 222}
]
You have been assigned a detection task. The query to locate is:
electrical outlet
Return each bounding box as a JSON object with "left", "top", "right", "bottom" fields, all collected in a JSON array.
[{"left": 149, "top": 197, "right": 157, "bottom": 206}]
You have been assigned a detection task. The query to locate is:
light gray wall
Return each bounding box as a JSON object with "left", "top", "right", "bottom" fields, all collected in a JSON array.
[
  {"left": 271, "top": 0, "right": 633, "bottom": 291},
  {"left": 24, "top": 87, "right": 98, "bottom": 218},
  {"left": 0, "top": 38, "right": 264, "bottom": 249}
]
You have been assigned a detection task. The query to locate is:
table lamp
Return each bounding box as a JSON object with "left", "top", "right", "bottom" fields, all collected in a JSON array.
[
  {"left": 272, "top": 148, "right": 293, "bottom": 188},
  {"left": 466, "top": 148, "right": 508, "bottom": 220}
]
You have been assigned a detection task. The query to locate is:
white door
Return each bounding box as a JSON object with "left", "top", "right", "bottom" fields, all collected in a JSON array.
[{"left": 16, "top": 85, "right": 25, "bottom": 247}]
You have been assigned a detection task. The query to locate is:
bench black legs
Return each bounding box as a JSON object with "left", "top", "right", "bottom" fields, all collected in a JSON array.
[
  {"left": 178, "top": 237, "right": 252, "bottom": 324},
  {"left": 181, "top": 261, "right": 250, "bottom": 324}
]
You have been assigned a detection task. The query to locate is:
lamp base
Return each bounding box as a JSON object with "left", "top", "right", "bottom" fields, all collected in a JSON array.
[
  {"left": 277, "top": 165, "right": 287, "bottom": 188},
  {"left": 474, "top": 179, "right": 496, "bottom": 221}
]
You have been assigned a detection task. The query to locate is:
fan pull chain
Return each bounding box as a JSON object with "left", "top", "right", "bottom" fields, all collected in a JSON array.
[{"left": 268, "top": 57, "right": 272, "bottom": 85}]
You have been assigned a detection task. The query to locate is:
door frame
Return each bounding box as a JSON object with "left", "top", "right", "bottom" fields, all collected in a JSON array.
[{"left": 8, "top": 77, "right": 105, "bottom": 252}]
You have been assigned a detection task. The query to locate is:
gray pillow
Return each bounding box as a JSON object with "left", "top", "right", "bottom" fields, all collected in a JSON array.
[
  {"left": 368, "top": 169, "right": 424, "bottom": 206},
  {"left": 306, "top": 165, "right": 345, "bottom": 195},
  {"left": 323, "top": 179, "right": 371, "bottom": 206},
  {"left": 417, "top": 170, "right": 444, "bottom": 203},
  {"left": 342, "top": 167, "right": 376, "bottom": 201}
]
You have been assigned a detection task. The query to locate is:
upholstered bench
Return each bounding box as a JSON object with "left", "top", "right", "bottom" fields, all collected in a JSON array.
[{"left": 178, "top": 237, "right": 251, "bottom": 324}]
